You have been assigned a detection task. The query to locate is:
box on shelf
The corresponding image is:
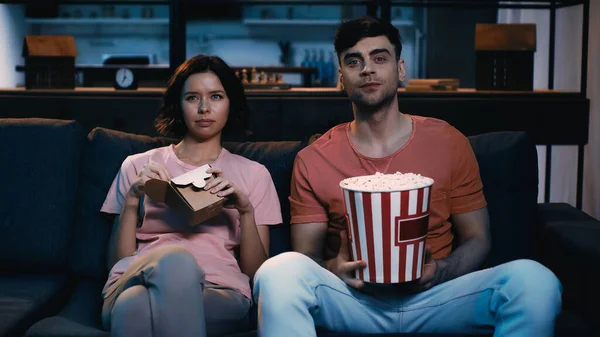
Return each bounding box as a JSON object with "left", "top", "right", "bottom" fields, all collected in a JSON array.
[
  {"left": 405, "top": 78, "right": 459, "bottom": 92},
  {"left": 475, "top": 24, "right": 536, "bottom": 91},
  {"left": 22, "top": 35, "right": 77, "bottom": 90}
]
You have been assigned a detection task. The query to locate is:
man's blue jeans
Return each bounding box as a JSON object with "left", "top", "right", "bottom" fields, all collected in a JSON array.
[{"left": 253, "top": 252, "right": 562, "bottom": 337}]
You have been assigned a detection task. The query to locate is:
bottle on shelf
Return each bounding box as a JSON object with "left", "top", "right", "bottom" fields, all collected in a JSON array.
[
  {"left": 318, "top": 49, "right": 328, "bottom": 87},
  {"left": 329, "top": 51, "right": 338, "bottom": 88},
  {"left": 301, "top": 49, "right": 310, "bottom": 68},
  {"left": 310, "top": 49, "right": 320, "bottom": 86}
]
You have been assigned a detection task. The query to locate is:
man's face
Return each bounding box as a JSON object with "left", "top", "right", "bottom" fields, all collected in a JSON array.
[{"left": 339, "top": 36, "right": 405, "bottom": 110}]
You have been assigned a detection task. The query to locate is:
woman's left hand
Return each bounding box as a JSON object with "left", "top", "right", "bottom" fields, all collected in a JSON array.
[{"left": 204, "top": 167, "right": 254, "bottom": 215}]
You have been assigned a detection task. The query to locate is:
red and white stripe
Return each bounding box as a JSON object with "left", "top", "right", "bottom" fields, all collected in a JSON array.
[{"left": 343, "top": 187, "right": 432, "bottom": 283}]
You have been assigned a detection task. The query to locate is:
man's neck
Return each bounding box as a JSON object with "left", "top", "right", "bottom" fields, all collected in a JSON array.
[
  {"left": 350, "top": 100, "right": 412, "bottom": 158},
  {"left": 174, "top": 135, "right": 222, "bottom": 167}
]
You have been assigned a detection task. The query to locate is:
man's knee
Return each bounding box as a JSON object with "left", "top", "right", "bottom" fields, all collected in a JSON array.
[
  {"left": 254, "top": 252, "right": 318, "bottom": 291},
  {"left": 152, "top": 245, "right": 205, "bottom": 286},
  {"left": 503, "top": 259, "right": 562, "bottom": 314}
]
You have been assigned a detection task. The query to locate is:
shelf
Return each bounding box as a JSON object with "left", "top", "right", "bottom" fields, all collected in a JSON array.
[
  {"left": 236, "top": 0, "right": 373, "bottom": 4},
  {"left": 33, "top": 0, "right": 169, "bottom": 3},
  {"left": 25, "top": 18, "right": 169, "bottom": 25},
  {"left": 389, "top": 0, "right": 585, "bottom": 9},
  {"left": 0, "top": 87, "right": 584, "bottom": 99},
  {"left": 25, "top": 18, "right": 169, "bottom": 37},
  {"left": 243, "top": 18, "right": 414, "bottom": 26}
]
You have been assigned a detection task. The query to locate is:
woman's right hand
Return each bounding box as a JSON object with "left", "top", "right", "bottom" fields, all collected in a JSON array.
[{"left": 127, "top": 161, "right": 172, "bottom": 199}]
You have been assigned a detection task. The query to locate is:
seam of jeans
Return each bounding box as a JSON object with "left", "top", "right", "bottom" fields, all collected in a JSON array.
[
  {"left": 313, "top": 284, "right": 396, "bottom": 310},
  {"left": 401, "top": 286, "right": 503, "bottom": 311},
  {"left": 146, "top": 285, "right": 156, "bottom": 335}
]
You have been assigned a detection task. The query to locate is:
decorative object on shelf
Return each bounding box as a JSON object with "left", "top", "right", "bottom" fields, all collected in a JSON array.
[
  {"left": 475, "top": 23, "right": 536, "bottom": 91},
  {"left": 107, "top": 5, "right": 116, "bottom": 18},
  {"left": 21, "top": 35, "right": 77, "bottom": 89},
  {"left": 405, "top": 79, "right": 459, "bottom": 92},
  {"left": 340, "top": 0, "right": 353, "bottom": 20},
  {"left": 234, "top": 69, "right": 291, "bottom": 90},
  {"left": 278, "top": 41, "right": 292, "bottom": 66},
  {"left": 259, "top": 71, "right": 266, "bottom": 84},
  {"left": 113, "top": 67, "right": 138, "bottom": 90},
  {"left": 259, "top": 8, "right": 275, "bottom": 19},
  {"left": 141, "top": 6, "right": 154, "bottom": 18},
  {"left": 241, "top": 69, "right": 248, "bottom": 84}
]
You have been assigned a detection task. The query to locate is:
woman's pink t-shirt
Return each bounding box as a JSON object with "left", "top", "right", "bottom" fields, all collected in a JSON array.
[{"left": 100, "top": 145, "right": 282, "bottom": 299}]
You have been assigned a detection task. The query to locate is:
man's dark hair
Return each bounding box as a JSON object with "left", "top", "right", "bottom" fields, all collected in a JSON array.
[
  {"left": 334, "top": 15, "right": 402, "bottom": 64},
  {"left": 155, "top": 54, "right": 250, "bottom": 139}
]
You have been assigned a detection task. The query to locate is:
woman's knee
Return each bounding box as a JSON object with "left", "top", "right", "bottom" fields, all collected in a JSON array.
[
  {"left": 111, "top": 285, "right": 151, "bottom": 326},
  {"left": 151, "top": 245, "right": 205, "bottom": 286},
  {"left": 154, "top": 246, "right": 203, "bottom": 273}
]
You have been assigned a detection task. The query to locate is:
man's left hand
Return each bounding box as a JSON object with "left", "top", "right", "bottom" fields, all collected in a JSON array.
[{"left": 409, "top": 247, "right": 444, "bottom": 293}]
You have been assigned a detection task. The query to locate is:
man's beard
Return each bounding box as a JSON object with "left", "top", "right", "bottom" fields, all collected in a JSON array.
[{"left": 349, "top": 85, "right": 397, "bottom": 115}]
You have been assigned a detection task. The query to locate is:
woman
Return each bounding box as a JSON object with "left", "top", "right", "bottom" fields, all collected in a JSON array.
[{"left": 100, "top": 54, "right": 282, "bottom": 337}]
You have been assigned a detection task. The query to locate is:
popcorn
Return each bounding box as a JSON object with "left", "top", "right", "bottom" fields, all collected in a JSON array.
[{"left": 339, "top": 172, "right": 434, "bottom": 192}]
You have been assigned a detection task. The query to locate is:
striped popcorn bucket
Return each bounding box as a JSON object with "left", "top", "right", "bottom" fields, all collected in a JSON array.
[{"left": 340, "top": 179, "right": 434, "bottom": 283}]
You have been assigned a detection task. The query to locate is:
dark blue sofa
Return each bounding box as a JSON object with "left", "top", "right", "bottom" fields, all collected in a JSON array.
[{"left": 0, "top": 118, "right": 598, "bottom": 337}]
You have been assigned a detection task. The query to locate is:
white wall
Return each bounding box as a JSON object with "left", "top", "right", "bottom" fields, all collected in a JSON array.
[
  {"left": 499, "top": 4, "right": 600, "bottom": 219},
  {"left": 0, "top": 4, "right": 25, "bottom": 87},
  {"left": 583, "top": 0, "right": 600, "bottom": 219}
]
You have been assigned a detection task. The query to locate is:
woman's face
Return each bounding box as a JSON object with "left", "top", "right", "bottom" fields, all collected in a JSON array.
[{"left": 180, "top": 71, "right": 230, "bottom": 141}]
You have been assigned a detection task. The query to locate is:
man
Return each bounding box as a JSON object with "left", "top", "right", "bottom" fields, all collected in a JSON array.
[{"left": 253, "top": 15, "right": 561, "bottom": 337}]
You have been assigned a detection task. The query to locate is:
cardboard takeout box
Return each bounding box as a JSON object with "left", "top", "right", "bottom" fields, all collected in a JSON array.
[{"left": 144, "top": 164, "right": 225, "bottom": 225}]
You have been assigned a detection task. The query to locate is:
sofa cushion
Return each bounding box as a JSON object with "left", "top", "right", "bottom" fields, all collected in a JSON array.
[
  {"left": 69, "top": 128, "right": 174, "bottom": 280},
  {"left": 0, "top": 274, "right": 70, "bottom": 337},
  {"left": 468, "top": 131, "right": 538, "bottom": 268},
  {"left": 224, "top": 141, "right": 306, "bottom": 256},
  {"left": 26, "top": 280, "right": 108, "bottom": 337},
  {"left": 0, "top": 118, "right": 84, "bottom": 273}
]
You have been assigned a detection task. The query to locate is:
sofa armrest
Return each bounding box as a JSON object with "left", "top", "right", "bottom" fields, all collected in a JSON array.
[
  {"left": 537, "top": 203, "right": 597, "bottom": 226},
  {"left": 540, "top": 220, "right": 600, "bottom": 331}
]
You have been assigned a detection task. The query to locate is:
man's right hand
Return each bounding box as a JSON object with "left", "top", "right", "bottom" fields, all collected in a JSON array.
[
  {"left": 327, "top": 230, "right": 367, "bottom": 289},
  {"left": 127, "top": 161, "right": 171, "bottom": 199}
]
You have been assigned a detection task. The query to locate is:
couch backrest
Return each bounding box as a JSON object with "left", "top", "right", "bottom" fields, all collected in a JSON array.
[
  {"left": 0, "top": 118, "right": 84, "bottom": 273},
  {"left": 69, "top": 127, "right": 305, "bottom": 280},
  {"left": 69, "top": 128, "right": 174, "bottom": 280},
  {"left": 69, "top": 125, "right": 538, "bottom": 280},
  {"left": 468, "top": 131, "right": 539, "bottom": 268},
  {"left": 224, "top": 141, "right": 306, "bottom": 255}
]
